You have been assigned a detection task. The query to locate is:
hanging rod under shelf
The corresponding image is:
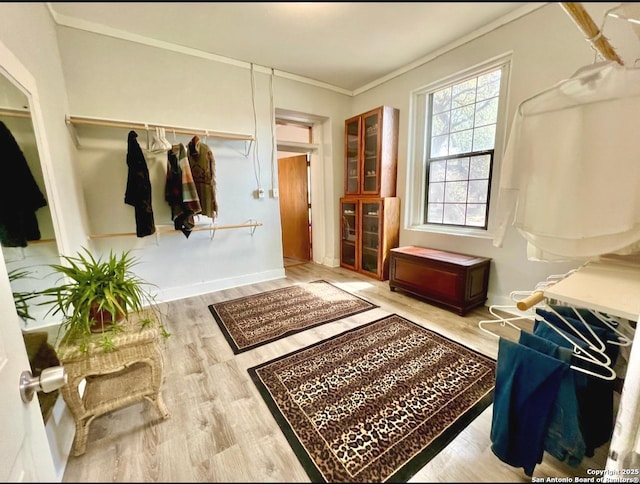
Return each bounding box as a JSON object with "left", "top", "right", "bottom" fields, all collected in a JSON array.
[
  {"left": 66, "top": 114, "right": 255, "bottom": 142},
  {"left": 88, "top": 221, "right": 263, "bottom": 239},
  {"left": 0, "top": 107, "right": 31, "bottom": 119}
]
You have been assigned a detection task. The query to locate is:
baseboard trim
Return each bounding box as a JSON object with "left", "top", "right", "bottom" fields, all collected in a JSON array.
[{"left": 156, "top": 268, "right": 287, "bottom": 303}]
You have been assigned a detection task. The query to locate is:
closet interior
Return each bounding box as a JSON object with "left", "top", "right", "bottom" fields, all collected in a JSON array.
[
  {"left": 483, "top": 3, "right": 640, "bottom": 477},
  {"left": 479, "top": 256, "right": 639, "bottom": 476}
]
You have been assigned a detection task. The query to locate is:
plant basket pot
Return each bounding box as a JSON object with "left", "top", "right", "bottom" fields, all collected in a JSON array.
[{"left": 89, "top": 303, "right": 125, "bottom": 333}]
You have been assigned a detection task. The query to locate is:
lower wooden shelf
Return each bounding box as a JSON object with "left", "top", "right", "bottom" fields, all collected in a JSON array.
[{"left": 339, "top": 196, "right": 400, "bottom": 280}]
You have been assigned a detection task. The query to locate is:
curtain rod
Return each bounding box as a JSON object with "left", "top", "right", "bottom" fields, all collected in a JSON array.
[
  {"left": 88, "top": 221, "right": 262, "bottom": 239},
  {"left": 560, "top": 2, "right": 624, "bottom": 65},
  {"left": 66, "top": 114, "right": 255, "bottom": 142}
]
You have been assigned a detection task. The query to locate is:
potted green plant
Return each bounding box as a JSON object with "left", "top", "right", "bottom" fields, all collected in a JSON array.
[
  {"left": 40, "top": 247, "right": 169, "bottom": 352},
  {"left": 9, "top": 267, "right": 39, "bottom": 322}
]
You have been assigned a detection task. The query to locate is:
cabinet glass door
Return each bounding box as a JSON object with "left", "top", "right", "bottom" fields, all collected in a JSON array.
[
  {"left": 345, "top": 118, "right": 360, "bottom": 195},
  {"left": 360, "top": 201, "right": 381, "bottom": 276},
  {"left": 362, "top": 111, "right": 380, "bottom": 194},
  {"left": 341, "top": 200, "right": 358, "bottom": 269}
]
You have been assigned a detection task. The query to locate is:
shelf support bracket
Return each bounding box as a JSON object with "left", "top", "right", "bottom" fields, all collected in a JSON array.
[
  {"left": 242, "top": 139, "right": 254, "bottom": 157},
  {"left": 247, "top": 219, "right": 258, "bottom": 236},
  {"left": 65, "top": 115, "right": 81, "bottom": 148}
]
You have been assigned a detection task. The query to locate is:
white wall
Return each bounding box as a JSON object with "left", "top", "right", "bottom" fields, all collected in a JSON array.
[
  {"left": 54, "top": 26, "right": 351, "bottom": 301},
  {"left": 350, "top": 3, "right": 606, "bottom": 306}
]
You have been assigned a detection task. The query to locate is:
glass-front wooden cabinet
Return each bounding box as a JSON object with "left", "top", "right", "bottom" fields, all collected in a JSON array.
[
  {"left": 344, "top": 106, "right": 399, "bottom": 198},
  {"left": 341, "top": 106, "right": 400, "bottom": 280},
  {"left": 340, "top": 197, "right": 400, "bottom": 280}
]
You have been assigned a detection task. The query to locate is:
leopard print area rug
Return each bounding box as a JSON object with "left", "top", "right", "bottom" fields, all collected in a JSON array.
[
  {"left": 209, "top": 280, "right": 377, "bottom": 354},
  {"left": 249, "top": 314, "right": 496, "bottom": 483}
]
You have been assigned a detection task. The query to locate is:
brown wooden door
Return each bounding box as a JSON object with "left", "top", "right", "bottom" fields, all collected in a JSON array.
[{"left": 278, "top": 154, "right": 311, "bottom": 262}]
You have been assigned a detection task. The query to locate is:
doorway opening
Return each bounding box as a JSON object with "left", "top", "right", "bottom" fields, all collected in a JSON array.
[{"left": 276, "top": 119, "right": 313, "bottom": 268}]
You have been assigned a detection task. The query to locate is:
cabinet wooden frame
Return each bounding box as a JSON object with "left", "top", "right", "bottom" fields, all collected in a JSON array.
[
  {"left": 344, "top": 105, "right": 399, "bottom": 198},
  {"left": 340, "top": 197, "right": 400, "bottom": 280}
]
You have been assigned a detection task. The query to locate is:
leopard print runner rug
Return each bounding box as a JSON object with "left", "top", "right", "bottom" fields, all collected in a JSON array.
[
  {"left": 209, "top": 280, "right": 377, "bottom": 354},
  {"left": 249, "top": 314, "right": 496, "bottom": 482}
]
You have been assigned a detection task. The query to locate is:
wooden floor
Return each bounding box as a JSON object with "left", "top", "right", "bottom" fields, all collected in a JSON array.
[
  {"left": 61, "top": 262, "right": 609, "bottom": 482},
  {"left": 283, "top": 256, "right": 309, "bottom": 268}
]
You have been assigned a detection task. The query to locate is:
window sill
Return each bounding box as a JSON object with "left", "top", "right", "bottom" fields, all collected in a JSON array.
[{"left": 406, "top": 223, "right": 495, "bottom": 240}]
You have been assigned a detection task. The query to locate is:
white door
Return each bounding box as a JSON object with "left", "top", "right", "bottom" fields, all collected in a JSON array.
[
  {"left": 0, "top": 35, "right": 60, "bottom": 482},
  {"left": 0, "top": 247, "right": 56, "bottom": 481}
]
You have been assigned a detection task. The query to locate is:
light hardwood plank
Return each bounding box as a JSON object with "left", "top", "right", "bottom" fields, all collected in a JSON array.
[{"left": 62, "top": 262, "right": 610, "bottom": 482}]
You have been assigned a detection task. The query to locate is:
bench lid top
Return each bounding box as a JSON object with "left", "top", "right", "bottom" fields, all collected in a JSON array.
[{"left": 391, "top": 246, "right": 491, "bottom": 266}]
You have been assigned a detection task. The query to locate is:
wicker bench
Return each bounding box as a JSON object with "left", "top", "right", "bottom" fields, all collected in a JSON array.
[{"left": 56, "top": 310, "right": 170, "bottom": 456}]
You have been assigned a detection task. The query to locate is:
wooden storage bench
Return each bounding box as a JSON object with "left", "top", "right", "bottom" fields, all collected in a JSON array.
[{"left": 389, "top": 246, "right": 491, "bottom": 315}]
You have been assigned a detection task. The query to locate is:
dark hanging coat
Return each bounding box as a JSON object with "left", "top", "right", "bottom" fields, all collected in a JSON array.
[
  {"left": 124, "top": 130, "right": 155, "bottom": 237},
  {"left": 0, "top": 121, "right": 47, "bottom": 247}
]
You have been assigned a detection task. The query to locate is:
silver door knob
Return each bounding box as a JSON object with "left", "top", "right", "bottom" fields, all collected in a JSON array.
[{"left": 19, "top": 366, "right": 67, "bottom": 403}]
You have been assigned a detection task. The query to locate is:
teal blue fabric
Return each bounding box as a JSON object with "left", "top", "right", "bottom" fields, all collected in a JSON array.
[
  {"left": 519, "top": 331, "right": 585, "bottom": 466},
  {"left": 533, "top": 313, "right": 616, "bottom": 457},
  {"left": 491, "top": 337, "right": 568, "bottom": 476}
]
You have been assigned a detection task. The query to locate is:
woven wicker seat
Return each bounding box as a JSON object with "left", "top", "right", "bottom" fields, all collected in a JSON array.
[{"left": 56, "top": 310, "right": 170, "bottom": 456}]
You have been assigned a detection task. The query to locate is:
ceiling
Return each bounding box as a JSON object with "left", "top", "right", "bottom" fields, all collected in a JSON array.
[{"left": 47, "top": 2, "right": 542, "bottom": 93}]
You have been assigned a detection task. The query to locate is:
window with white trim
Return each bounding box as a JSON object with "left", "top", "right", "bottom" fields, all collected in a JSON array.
[{"left": 408, "top": 57, "right": 510, "bottom": 233}]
